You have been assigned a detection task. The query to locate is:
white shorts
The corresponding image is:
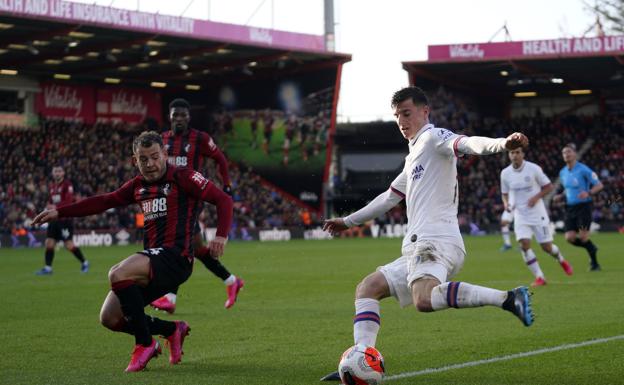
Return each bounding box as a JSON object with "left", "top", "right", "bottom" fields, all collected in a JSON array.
[
  {"left": 377, "top": 240, "right": 465, "bottom": 308},
  {"left": 501, "top": 211, "right": 514, "bottom": 223},
  {"left": 514, "top": 223, "right": 553, "bottom": 244}
]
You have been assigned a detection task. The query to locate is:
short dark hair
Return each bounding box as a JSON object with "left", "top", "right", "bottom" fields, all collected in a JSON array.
[
  {"left": 133, "top": 131, "right": 163, "bottom": 153},
  {"left": 391, "top": 86, "right": 429, "bottom": 108},
  {"left": 563, "top": 143, "right": 577, "bottom": 151},
  {"left": 169, "top": 98, "right": 190, "bottom": 110}
]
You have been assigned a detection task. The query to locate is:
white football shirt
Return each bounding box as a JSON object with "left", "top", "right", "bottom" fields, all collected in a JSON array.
[
  {"left": 500, "top": 161, "right": 551, "bottom": 226},
  {"left": 390, "top": 124, "right": 466, "bottom": 252}
]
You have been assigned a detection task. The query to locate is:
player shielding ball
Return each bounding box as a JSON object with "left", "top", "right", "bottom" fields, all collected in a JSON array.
[
  {"left": 320, "top": 87, "right": 533, "bottom": 381},
  {"left": 500, "top": 147, "right": 573, "bottom": 287},
  {"left": 33, "top": 131, "right": 233, "bottom": 372}
]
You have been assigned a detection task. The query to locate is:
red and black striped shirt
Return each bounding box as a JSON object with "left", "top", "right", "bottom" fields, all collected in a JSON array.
[
  {"left": 162, "top": 128, "right": 231, "bottom": 186},
  {"left": 57, "top": 166, "right": 233, "bottom": 260},
  {"left": 48, "top": 179, "right": 74, "bottom": 207}
]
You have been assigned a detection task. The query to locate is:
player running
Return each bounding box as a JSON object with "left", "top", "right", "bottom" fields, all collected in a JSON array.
[
  {"left": 320, "top": 87, "right": 534, "bottom": 381},
  {"left": 499, "top": 208, "right": 514, "bottom": 251},
  {"left": 500, "top": 147, "right": 573, "bottom": 287},
  {"left": 35, "top": 165, "right": 89, "bottom": 275},
  {"left": 32, "top": 131, "right": 233, "bottom": 372},
  {"left": 556, "top": 143, "right": 604, "bottom": 271},
  {"left": 150, "top": 98, "right": 244, "bottom": 314}
]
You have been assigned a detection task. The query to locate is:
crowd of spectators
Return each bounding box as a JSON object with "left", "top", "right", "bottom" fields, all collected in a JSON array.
[
  {"left": 2, "top": 92, "right": 622, "bottom": 241},
  {"left": 0, "top": 118, "right": 316, "bottom": 238}
]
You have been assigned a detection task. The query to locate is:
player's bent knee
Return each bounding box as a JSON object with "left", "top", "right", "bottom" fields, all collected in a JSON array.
[
  {"left": 99, "top": 310, "right": 121, "bottom": 330},
  {"left": 356, "top": 273, "right": 389, "bottom": 300},
  {"left": 414, "top": 297, "right": 434, "bottom": 312},
  {"left": 107, "top": 264, "right": 126, "bottom": 283}
]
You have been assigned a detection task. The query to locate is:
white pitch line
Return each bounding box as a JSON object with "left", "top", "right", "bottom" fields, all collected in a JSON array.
[{"left": 384, "top": 334, "right": 624, "bottom": 381}]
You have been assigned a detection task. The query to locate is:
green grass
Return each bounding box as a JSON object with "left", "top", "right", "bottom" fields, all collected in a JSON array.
[{"left": 1, "top": 233, "right": 623, "bottom": 384}]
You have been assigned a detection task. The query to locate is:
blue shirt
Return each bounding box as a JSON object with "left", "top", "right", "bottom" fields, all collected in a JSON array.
[{"left": 559, "top": 162, "right": 600, "bottom": 206}]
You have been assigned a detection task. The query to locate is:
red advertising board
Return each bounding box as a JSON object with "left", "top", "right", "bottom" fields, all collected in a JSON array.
[
  {"left": 35, "top": 82, "right": 96, "bottom": 122},
  {"left": 96, "top": 87, "right": 162, "bottom": 124},
  {"left": 36, "top": 83, "right": 162, "bottom": 124}
]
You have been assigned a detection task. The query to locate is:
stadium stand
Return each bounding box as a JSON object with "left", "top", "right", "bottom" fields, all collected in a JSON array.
[{"left": 0, "top": 119, "right": 318, "bottom": 239}]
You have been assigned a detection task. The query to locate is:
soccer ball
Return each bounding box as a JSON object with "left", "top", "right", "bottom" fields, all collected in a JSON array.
[{"left": 338, "top": 344, "right": 385, "bottom": 385}]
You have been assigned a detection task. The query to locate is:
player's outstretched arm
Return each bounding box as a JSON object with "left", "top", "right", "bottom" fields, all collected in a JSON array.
[
  {"left": 32, "top": 209, "right": 59, "bottom": 226},
  {"left": 323, "top": 188, "right": 404, "bottom": 235},
  {"left": 179, "top": 169, "right": 234, "bottom": 258},
  {"left": 456, "top": 132, "right": 528, "bottom": 155},
  {"left": 33, "top": 186, "right": 133, "bottom": 226}
]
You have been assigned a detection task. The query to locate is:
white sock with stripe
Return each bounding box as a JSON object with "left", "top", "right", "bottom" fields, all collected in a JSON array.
[
  {"left": 353, "top": 298, "right": 380, "bottom": 347},
  {"left": 430, "top": 282, "right": 508, "bottom": 310},
  {"left": 549, "top": 244, "right": 564, "bottom": 262},
  {"left": 521, "top": 249, "right": 545, "bottom": 279},
  {"left": 501, "top": 226, "right": 511, "bottom": 246}
]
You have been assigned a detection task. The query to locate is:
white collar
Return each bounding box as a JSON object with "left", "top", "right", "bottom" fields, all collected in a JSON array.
[
  {"left": 408, "top": 123, "right": 434, "bottom": 148},
  {"left": 512, "top": 161, "right": 525, "bottom": 172}
]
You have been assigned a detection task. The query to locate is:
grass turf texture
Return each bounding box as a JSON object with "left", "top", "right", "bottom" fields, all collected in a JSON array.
[{"left": 1, "top": 233, "right": 622, "bottom": 384}]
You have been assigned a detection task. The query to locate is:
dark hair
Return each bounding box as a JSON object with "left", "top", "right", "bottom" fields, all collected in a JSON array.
[
  {"left": 133, "top": 131, "right": 163, "bottom": 153},
  {"left": 391, "top": 86, "right": 429, "bottom": 108},
  {"left": 563, "top": 143, "right": 576, "bottom": 151},
  {"left": 169, "top": 98, "right": 190, "bottom": 110}
]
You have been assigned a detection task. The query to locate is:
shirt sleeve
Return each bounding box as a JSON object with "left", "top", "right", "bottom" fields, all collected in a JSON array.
[
  {"left": 200, "top": 133, "right": 231, "bottom": 186},
  {"left": 534, "top": 165, "right": 551, "bottom": 187},
  {"left": 500, "top": 170, "right": 509, "bottom": 194},
  {"left": 584, "top": 165, "right": 600, "bottom": 187},
  {"left": 431, "top": 127, "right": 465, "bottom": 157},
  {"left": 58, "top": 179, "right": 136, "bottom": 218},
  {"left": 454, "top": 136, "right": 507, "bottom": 156},
  {"left": 176, "top": 169, "right": 233, "bottom": 238},
  {"left": 199, "top": 132, "right": 219, "bottom": 157},
  {"left": 389, "top": 171, "right": 407, "bottom": 198}
]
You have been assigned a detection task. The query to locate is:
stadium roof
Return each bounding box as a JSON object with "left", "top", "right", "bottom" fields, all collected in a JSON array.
[
  {"left": 403, "top": 36, "right": 624, "bottom": 99},
  {"left": 0, "top": 1, "right": 350, "bottom": 90}
]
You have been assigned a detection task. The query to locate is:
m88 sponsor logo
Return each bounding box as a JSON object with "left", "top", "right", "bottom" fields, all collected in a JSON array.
[{"left": 142, "top": 197, "right": 168, "bottom": 220}]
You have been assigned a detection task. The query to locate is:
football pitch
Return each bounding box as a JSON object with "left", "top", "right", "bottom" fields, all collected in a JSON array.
[{"left": 1, "top": 234, "right": 622, "bottom": 385}]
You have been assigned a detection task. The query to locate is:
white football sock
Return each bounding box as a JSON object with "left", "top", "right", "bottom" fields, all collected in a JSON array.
[
  {"left": 550, "top": 244, "right": 564, "bottom": 262},
  {"left": 353, "top": 298, "right": 380, "bottom": 347},
  {"left": 521, "top": 248, "right": 545, "bottom": 279},
  {"left": 501, "top": 226, "right": 511, "bottom": 246},
  {"left": 165, "top": 293, "right": 177, "bottom": 303},
  {"left": 430, "top": 282, "right": 508, "bottom": 310},
  {"left": 224, "top": 275, "right": 236, "bottom": 285}
]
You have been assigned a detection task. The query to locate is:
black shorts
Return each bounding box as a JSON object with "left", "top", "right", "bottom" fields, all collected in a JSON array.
[
  {"left": 564, "top": 202, "right": 593, "bottom": 232},
  {"left": 46, "top": 220, "right": 74, "bottom": 241},
  {"left": 138, "top": 247, "right": 193, "bottom": 303}
]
